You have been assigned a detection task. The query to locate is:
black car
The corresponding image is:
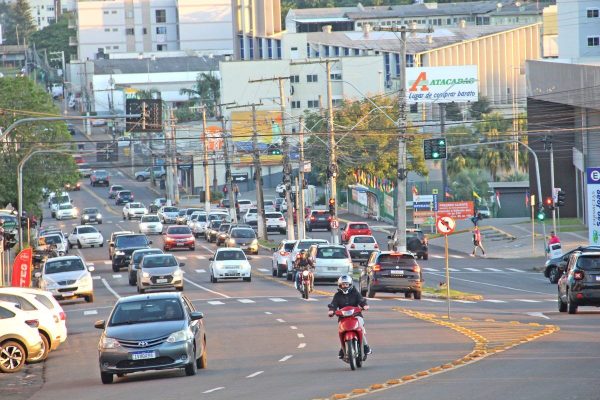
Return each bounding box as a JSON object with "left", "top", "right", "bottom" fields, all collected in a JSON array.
[
  {"left": 387, "top": 229, "right": 429, "bottom": 260},
  {"left": 306, "top": 210, "right": 331, "bottom": 232},
  {"left": 544, "top": 246, "right": 600, "bottom": 284},
  {"left": 81, "top": 207, "right": 102, "bottom": 224},
  {"left": 94, "top": 292, "right": 207, "bottom": 384},
  {"left": 67, "top": 123, "right": 77, "bottom": 135},
  {"left": 359, "top": 251, "right": 422, "bottom": 299},
  {"left": 558, "top": 251, "right": 600, "bottom": 314},
  {"left": 205, "top": 220, "right": 223, "bottom": 242},
  {"left": 115, "top": 190, "right": 134, "bottom": 205},
  {"left": 111, "top": 234, "right": 152, "bottom": 272}
]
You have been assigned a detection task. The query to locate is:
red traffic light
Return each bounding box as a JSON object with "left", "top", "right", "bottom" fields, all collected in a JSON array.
[{"left": 545, "top": 197, "right": 553, "bottom": 206}]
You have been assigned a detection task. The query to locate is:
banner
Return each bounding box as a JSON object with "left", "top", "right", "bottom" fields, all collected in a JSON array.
[
  {"left": 437, "top": 201, "right": 474, "bottom": 220},
  {"left": 407, "top": 66, "right": 478, "bottom": 104},
  {"left": 11, "top": 248, "right": 33, "bottom": 287},
  {"left": 586, "top": 167, "right": 600, "bottom": 245}
]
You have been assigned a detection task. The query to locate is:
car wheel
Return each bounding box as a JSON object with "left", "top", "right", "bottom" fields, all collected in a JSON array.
[
  {"left": 100, "top": 372, "right": 113, "bottom": 384},
  {"left": 558, "top": 290, "right": 567, "bottom": 312},
  {"left": 423, "top": 253, "right": 429, "bottom": 260},
  {"left": 28, "top": 333, "right": 50, "bottom": 363},
  {"left": 85, "top": 294, "right": 95, "bottom": 303},
  {"left": 280, "top": 229, "right": 286, "bottom": 235},
  {"left": 272, "top": 267, "right": 277, "bottom": 277},
  {"left": 549, "top": 267, "right": 559, "bottom": 284},
  {"left": 176, "top": 286, "right": 184, "bottom": 292},
  {"left": 0, "top": 340, "right": 26, "bottom": 373},
  {"left": 138, "top": 286, "right": 145, "bottom": 294},
  {"left": 567, "top": 291, "right": 578, "bottom": 314},
  {"left": 127, "top": 215, "right": 131, "bottom": 220},
  {"left": 307, "top": 226, "right": 312, "bottom": 232},
  {"left": 243, "top": 276, "right": 251, "bottom": 282},
  {"left": 77, "top": 240, "right": 82, "bottom": 249},
  {"left": 190, "top": 246, "right": 195, "bottom": 251},
  {"left": 100, "top": 243, "right": 104, "bottom": 248},
  {"left": 366, "top": 282, "right": 376, "bottom": 298},
  {"left": 197, "top": 337, "right": 207, "bottom": 369},
  {"left": 413, "top": 291, "right": 422, "bottom": 300},
  {"left": 404, "top": 292, "right": 412, "bottom": 299},
  {"left": 210, "top": 274, "right": 217, "bottom": 283},
  {"left": 112, "top": 264, "right": 119, "bottom": 272},
  {"left": 98, "top": 221, "right": 102, "bottom": 225},
  {"left": 136, "top": 176, "right": 144, "bottom": 182},
  {"left": 128, "top": 274, "right": 136, "bottom": 286},
  {"left": 359, "top": 280, "right": 367, "bottom": 297},
  {"left": 68, "top": 242, "right": 73, "bottom": 249}
]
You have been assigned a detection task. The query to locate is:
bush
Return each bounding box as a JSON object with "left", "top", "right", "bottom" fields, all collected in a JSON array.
[{"left": 316, "top": 193, "right": 326, "bottom": 205}]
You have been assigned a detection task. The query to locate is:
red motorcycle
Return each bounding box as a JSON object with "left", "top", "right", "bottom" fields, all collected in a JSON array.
[
  {"left": 334, "top": 306, "right": 367, "bottom": 370},
  {"left": 296, "top": 268, "right": 313, "bottom": 299}
]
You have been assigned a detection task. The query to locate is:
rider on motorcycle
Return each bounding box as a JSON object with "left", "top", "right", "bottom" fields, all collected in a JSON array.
[
  {"left": 293, "top": 251, "right": 314, "bottom": 291},
  {"left": 328, "top": 275, "right": 371, "bottom": 358}
]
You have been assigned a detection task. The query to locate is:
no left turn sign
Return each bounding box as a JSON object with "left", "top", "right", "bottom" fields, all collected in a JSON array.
[
  {"left": 330, "top": 219, "right": 339, "bottom": 229},
  {"left": 436, "top": 216, "right": 456, "bottom": 235}
]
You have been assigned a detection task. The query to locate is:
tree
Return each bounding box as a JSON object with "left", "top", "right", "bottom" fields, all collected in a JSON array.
[
  {"left": 444, "top": 102, "right": 462, "bottom": 121},
  {"left": 475, "top": 113, "right": 513, "bottom": 181},
  {"left": 30, "top": 14, "right": 77, "bottom": 66},
  {"left": 449, "top": 168, "right": 489, "bottom": 202},
  {"left": 469, "top": 95, "right": 492, "bottom": 120},
  {"left": 180, "top": 72, "right": 220, "bottom": 117},
  {"left": 0, "top": 77, "right": 79, "bottom": 216},
  {"left": 0, "top": 0, "right": 36, "bottom": 45}
]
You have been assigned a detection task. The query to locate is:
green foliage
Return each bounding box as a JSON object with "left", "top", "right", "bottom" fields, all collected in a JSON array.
[
  {"left": 449, "top": 168, "right": 489, "bottom": 202},
  {"left": 0, "top": 77, "right": 79, "bottom": 216},
  {"left": 469, "top": 95, "right": 492, "bottom": 120},
  {"left": 180, "top": 73, "right": 220, "bottom": 117},
  {"left": 30, "top": 14, "right": 77, "bottom": 65},
  {"left": 175, "top": 105, "right": 199, "bottom": 123},
  {"left": 444, "top": 102, "right": 462, "bottom": 121},
  {"left": 0, "top": 0, "right": 36, "bottom": 45}
]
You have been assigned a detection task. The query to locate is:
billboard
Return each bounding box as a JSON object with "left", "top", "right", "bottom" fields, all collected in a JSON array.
[
  {"left": 437, "top": 201, "right": 474, "bottom": 220},
  {"left": 406, "top": 66, "right": 478, "bottom": 104},
  {"left": 230, "top": 110, "right": 283, "bottom": 165},
  {"left": 586, "top": 167, "right": 600, "bottom": 245}
]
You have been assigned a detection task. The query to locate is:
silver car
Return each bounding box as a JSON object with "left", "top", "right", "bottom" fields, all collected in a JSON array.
[
  {"left": 128, "top": 248, "right": 164, "bottom": 286},
  {"left": 308, "top": 244, "right": 353, "bottom": 281},
  {"left": 137, "top": 254, "right": 184, "bottom": 293},
  {"left": 35, "top": 256, "right": 95, "bottom": 302}
]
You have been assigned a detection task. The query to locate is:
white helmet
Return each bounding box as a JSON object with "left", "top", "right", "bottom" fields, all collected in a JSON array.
[{"left": 337, "top": 275, "right": 353, "bottom": 294}]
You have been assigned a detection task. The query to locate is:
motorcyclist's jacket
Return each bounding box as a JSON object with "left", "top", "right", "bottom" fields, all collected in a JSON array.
[
  {"left": 295, "top": 257, "right": 312, "bottom": 270},
  {"left": 328, "top": 286, "right": 367, "bottom": 311}
]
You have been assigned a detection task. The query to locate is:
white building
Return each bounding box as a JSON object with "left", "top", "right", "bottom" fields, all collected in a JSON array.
[
  {"left": 24, "top": 0, "right": 56, "bottom": 30},
  {"left": 557, "top": 0, "right": 600, "bottom": 61},
  {"left": 178, "top": 0, "right": 232, "bottom": 52}
]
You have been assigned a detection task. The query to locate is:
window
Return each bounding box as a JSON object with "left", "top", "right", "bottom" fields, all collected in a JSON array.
[
  {"left": 344, "top": 47, "right": 350, "bottom": 56},
  {"left": 156, "top": 26, "right": 167, "bottom": 34},
  {"left": 126, "top": 28, "right": 134, "bottom": 35},
  {"left": 307, "top": 100, "right": 319, "bottom": 108},
  {"left": 307, "top": 74, "right": 318, "bottom": 83},
  {"left": 354, "top": 48, "right": 360, "bottom": 56},
  {"left": 588, "top": 36, "right": 600, "bottom": 47},
  {"left": 290, "top": 75, "right": 300, "bottom": 83},
  {"left": 104, "top": 28, "right": 110, "bottom": 32},
  {"left": 332, "top": 99, "right": 343, "bottom": 107},
  {"left": 111, "top": 10, "right": 117, "bottom": 14},
  {"left": 113, "top": 45, "right": 119, "bottom": 49},
  {"left": 103, "top": 11, "right": 109, "bottom": 14},
  {"left": 330, "top": 73, "right": 342, "bottom": 80},
  {"left": 112, "top": 28, "right": 118, "bottom": 32},
  {"left": 291, "top": 101, "right": 301, "bottom": 109},
  {"left": 587, "top": 8, "right": 599, "bottom": 18},
  {"left": 143, "top": 28, "right": 147, "bottom": 34},
  {"left": 155, "top": 9, "right": 166, "bottom": 23},
  {"left": 157, "top": 44, "right": 167, "bottom": 51}
]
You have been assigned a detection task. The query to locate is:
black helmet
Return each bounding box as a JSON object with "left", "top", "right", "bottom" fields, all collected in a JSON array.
[{"left": 337, "top": 275, "right": 353, "bottom": 294}]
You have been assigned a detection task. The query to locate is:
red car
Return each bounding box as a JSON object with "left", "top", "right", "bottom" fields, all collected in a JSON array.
[
  {"left": 341, "top": 222, "right": 372, "bottom": 244},
  {"left": 163, "top": 226, "right": 195, "bottom": 251}
]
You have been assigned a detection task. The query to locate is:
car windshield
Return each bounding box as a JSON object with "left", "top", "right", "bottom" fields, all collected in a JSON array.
[
  {"left": 142, "top": 215, "right": 160, "bottom": 223},
  {"left": 56, "top": 196, "right": 69, "bottom": 204},
  {"left": 111, "top": 186, "right": 123, "bottom": 191},
  {"left": 209, "top": 214, "right": 225, "bottom": 221},
  {"left": 178, "top": 210, "right": 187, "bottom": 216},
  {"left": 42, "top": 235, "right": 62, "bottom": 245},
  {"left": 59, "top": 204, "right": 72, "bottom": 210},
  {"left": 354, "top": 236, "right": 375, "bottom": 244},
  {"left": 266, "top": 213, "right": 282, "bottom": 219},
  {"left": 163, "top": 207, "right": 178, "bottom": 212},
  {"left": 84, "top": 208, "right": 98, "bottom": 214},
  {"left": 168, "top": 227, "right": 192, "bottom": 235},
  {"left": 317, "top": 247, "right": 348, "bottom": 259},
  {"left": 216, "top": 250, "right": 246, "bottom": 261},
  {"left": 132, "top": 250, "right": 162, "bottom": 263},
  {"left": 143, "top": 256, "right": 178, "bottom": 268},
  {"left": 232, "top": 229, "right": 256, "bottom": 239},
  {"left": 576, "top": 256, "right": 600, "bottom": 270},
  {"left": 119, "top": 191, "right": 132, "bottom": 196},
  {"left": 94, "top": 171, "right": 108, "bottom": 177},
  {"left": 238, "top": 200, "right": 251, "bottom": 205},
  {"left": 193, "top": 214, "right": 207, "bottom": 222},
  {"left": 219, "top": 224, "right": 231, "bottom": 232},
  {"left": 211, "top": 221, "right": 223, "bottom": 228},
  {"left": 378, "top": 254, "right": 417, "bottom": 266},
  {"left": 109, "top": 299, "right": 184, "bottom": 326},
  {"left": 297, "top": 240, "right": 326, "bottom": 250},
  {"left": 284, "top": 242, "right": 296, "bottom": 251},
  {"left": 78, "top": 227, "right": 97, "bottom": 234},
  {"left": 115, "top": 235, "right": 148, "bottom": 247},
  {"left": 45, "top": 259, "right": 85, "bottom": 274},
  {"left": 312, "top": 211, "right": 328, "bottom": 217},
  {"left": 407, "top": 231, "right": 424, "bottom": 240},
  {"left": 186, "top": 209, "right": 201, "bottom": 216},
  {"left": 349, "top": 224, "right": 369, "bottom": 230}
]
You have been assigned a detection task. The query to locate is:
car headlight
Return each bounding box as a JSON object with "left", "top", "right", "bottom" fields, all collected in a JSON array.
[
  {"left": 251, "top": 239, "right": 258, "bottom": 246},
  {"left": 83, "top": 215, "right": 89, "bottom": 220},
  {"left": 115, "top": 251, "right": 125, "bottom": 256},
  {"left": 166, "top": 328, "right": 193, "bottom": 343},
  {"left": 42, "top": 278, "right": 58, "bottom": 289},
  {"left": 96, "top": 213, "right": 102, "bottom": 219},
  {"left": 77, "top": 275, "right": 92, "bottom": 285},
  {"left": 173, "top": 269, "right": 183, "bottom": 277},
  {"left": 142, "top": 272, "right": 150, "bottom": 278},
  {"left": 100, "top": 336, "right": 121, "bottom": 349}
]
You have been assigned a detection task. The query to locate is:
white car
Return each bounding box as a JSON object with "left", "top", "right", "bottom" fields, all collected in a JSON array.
[
  {"left": 243, "top": 208, "right": 258, "bottom": 225},
  {"left": 271, "top": 240, "right": 297, "bottom": 277},
  {"left": 209, "top": 248, "right": 252, "bottom": 283},
  {"left": 209, "top": 211, "right": 231, "bottom": 223},
  {"left": 237, "top": 199, "right": 254, "bottom": 213},
  {"left": 275, "top": 183, "right": 286, "bottom": 197},
  {"left": 67, "top": 225, "right": 104, "bottom": 249},
  {"left": 35, "top": 256, "right": 95, "bottom": 303},
  {"left": 0, "top": 300, "right": 44, "bottom": 372},
  {"left": 158, "top": 206, "right": 179, "bottom": 224},
  {"left": 191, "top": 212, "right": 209, "bottom": 237},
  {"left": 0, "top": 288, "right": 68, "bottom": 361},
  {"left": 346, "top": 235, "right": 379, "bottom": 263},
  {"left": 91, "top": 118, "right": 107, "bottom": 127},
  {"left": 55, "top": 203, "right": 77, "bottom": 220},
  {"left": 122, "top": 202, "right": 148, "bottom": 220},
  {"left": 286, "top": 239, "right": 329, "bottom": 280},
  {"left": 308, "top": 244, "right": 353, "bottom": 281},
  {"left": 37, "top": 234, "right": 68, "bottom": 256},
  {"left": 265, "top": 211, "right": 286, "bottom": 234},
  {"left": 139, "top": 214, "right": 163, "bottom": 235}
]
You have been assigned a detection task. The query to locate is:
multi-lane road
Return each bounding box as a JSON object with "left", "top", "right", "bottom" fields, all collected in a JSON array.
[{"left": 3, "top": 162, "right": 600, "bottom": 400}]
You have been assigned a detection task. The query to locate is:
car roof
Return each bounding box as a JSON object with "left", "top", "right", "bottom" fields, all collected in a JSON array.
[
  {"left": 314, "top": 244, "right": 346, "bottom": 248},
  {"left": 112, "top": 231, "right": 134, "bottom": 236},
  {"left": 45, "top": 255, "right": 84, "bottom": 262},
  {"left": 406, "top": 229, "right": 423, "bottom": 233},
  {"left": 216, "top": 247, "right": 244, "bottom": 253},
  {"left": 75, "top": 225, "right": 98, "bottom": 229},
  {"left": 117, "top": 292, "right": 183, "bottom": 303},
  {"left": 348, "top": 221, "right": 369, "bottom": 225},
  {"left": 376, "top": 251, "right": 415, "bottom": 258},
  {"left": 576, "top": 252, "right": 600, "bottom": 257},
  {"left": 298, "top": 239, "right": 327, "bottom": 243},
  {"left": 350, "top": 235, "right": 375, "bottom": 239},
  {"left": 132, "top": 248, "right": 162, "bottom": 253}
]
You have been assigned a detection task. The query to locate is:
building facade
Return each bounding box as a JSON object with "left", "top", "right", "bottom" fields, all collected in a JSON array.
[
  {"left": 232, "top": 0, "right": 284, "bottom": 60},
  {"left": 557, "top": 0, "right": 600, "bottom": 61}
]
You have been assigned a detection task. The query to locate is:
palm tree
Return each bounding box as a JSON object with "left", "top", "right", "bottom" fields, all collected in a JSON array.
[
  {"left": 134, "top": 88, "right": 161, "bottom": 99},
  {"left": 180, "top": 72, "right": 220, "bottom": 117}
]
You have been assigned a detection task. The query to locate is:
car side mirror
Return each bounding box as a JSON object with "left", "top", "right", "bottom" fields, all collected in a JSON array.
[
  {"left": 94, "top": 320, "right": 106, "bottom": 329},
  {"left": 387, "top": 235, "right": 392, "bottom": 239},
  {"left": 209, "top": 257, "right": 214, "bottom": 261},
  {"left": 148, "top": 240, "right": 153, "bottom": 244},
  {"left": 247, "top": 256, "right": 253, "bottom": 261},
  {"left": 190, "top": 311, "right": 204, "bottom": 321},
  {"left": 34, "top": 271, "right": 41, "bottom": 278}
]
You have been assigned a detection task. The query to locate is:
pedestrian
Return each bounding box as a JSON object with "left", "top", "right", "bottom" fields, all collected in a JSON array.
[
  {"left": 547, "top": 231, "right": 562, "bottom": 258},
  {"left": 548, "top": 231, "right": 560, "bottom": 246},
  {"left": 471, "top": 226, "right": 485, "bottom": 257},
  {"left": 39, "top": 214, "right": 43, "bottom": 228},
  {"left": 233, "top": 183, "right": 240, "bottom": 200},
  {"left": 222, "top": 184, "right": 228, "bottom": 194}
]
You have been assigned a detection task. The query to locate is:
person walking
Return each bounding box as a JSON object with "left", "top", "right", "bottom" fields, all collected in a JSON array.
[
  {"left": 233, "top": 183, "right": 240, "bottom": 200},
  {"left": 471, "top": 226, "right": 485, "bottom": 257}
]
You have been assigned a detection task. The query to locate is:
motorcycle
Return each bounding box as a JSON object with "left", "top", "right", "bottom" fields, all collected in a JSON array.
[
  {"left": 334, "top": 306, "right": 367, "bottom": 370},
  {"left": 296, "top": 268, "right": 313, "bottom": 299}
]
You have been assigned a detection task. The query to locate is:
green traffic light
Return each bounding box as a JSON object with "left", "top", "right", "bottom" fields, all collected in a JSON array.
[
  {"left": 432, "top": 152, "right": 440, "bottom": 159},
  {"left": 536, "top": 211, "right": 545, "bottom": 221},
  {"left": 438, "top": 139, "right": 445, "bottom": 145}
]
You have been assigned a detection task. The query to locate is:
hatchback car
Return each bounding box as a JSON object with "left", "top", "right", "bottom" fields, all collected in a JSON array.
[
  {"left": 0, "top": 300, "right": 43, "bottom": 373},
  {"left": 163, "top": 226, "right": 195, "bottom": 251},
  {"left": 359, "top": 252, "right": 422, "bottom": 299},
  {"left": 81, "top": 207, "right": 102, "bottom": 224},
  {"left": 108, "top": 184, "right": 124, "bottom": 199},
  {"left": 94, "top": 292, "right": 206, "bottom": 384},
  {"left": 139, "top": 214, "right": 163, "bottom": 235},
  {"left": 209, "top": 248, "right": 252, "bottom": 282},
  {"left": 158, "top": 206, "right": 179, "bottom": 224},
  {"left": 346, "top": 235, "right": 379, "bottom": 263},
  {"left": 340, "top": 222, "right": 372, "bottom": 244},
  {"left": 226, "top": 228, "right": 258, "bottom": 254},
  {"left": 116, "top": 190, "right": 134, "bottom": 205},
  {"left": 265, "top": 212, "right": 287, "bottom": 234},
  {"left": 37, "top": 233, "right": 68, "bottom": 256},
  {"left": 128, "top": 248, "right": 164, "bottom": 286},
  {"left": 306, "top": 210, "right": 331, "bottom": 232},
  {"left": 123, "top": 202, "right": 147, "bottom": 220},
  {"left": 90, "top": 170, "right": 110, "bottom": 187},
  {"left": 307, "top": 244, "right": 353, "bottom": 281},
  {"left": 271, "top": 240, "right": 297, "bottom": 277},
  {"left": 35, "top": 256, "right": 95, "bottom": 303},
  {"left": 55, "top": 203, "right": 77, "bottom": 220},
  {"left": 137, "top": 254, "right": 185, "bottom": 293},
  {"left": 67, "top": 225, "right": 104, "bottom": 248},
  {"left": 558, "top": 252, "right": 600, "bottom": 314}
]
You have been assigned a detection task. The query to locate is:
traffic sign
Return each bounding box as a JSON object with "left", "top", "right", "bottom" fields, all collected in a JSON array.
[
  {"left": 436, "top": 216, "right": 456, "bottom": 235},
  {"left": 330, "top": 219, "right": 339, "bottom": 229}
]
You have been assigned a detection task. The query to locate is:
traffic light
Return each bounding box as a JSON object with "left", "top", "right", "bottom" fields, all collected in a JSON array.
[
  {"left": 556, "top": 190, "right": 566, "bottom": 207},
  {"left": 536, "top": 208, "right": 546, "bottom": 221},
  {"left": 423, "top": 138, "right": 447, "bottom": 160},
  {"left": 267, "top": 144, "right": 282, "bottom": 155},
  {"left": 545, "top": 196, "right": 555, "bottom": 211},
  {"left": 328, "top": 198, "right": 335, "bottom": 216}
]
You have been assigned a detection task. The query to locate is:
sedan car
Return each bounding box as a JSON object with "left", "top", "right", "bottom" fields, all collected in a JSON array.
[
  {"left": 137, "top": 254, "right": 185, "bottom": 293},
  {"left": 163, "top": 226, "right": 195, "bottom": 251},
  {"left": 80, "top": 207, "right": 102, "bottom": 225},
  {"left": 55, "top": 203, "right": 77, "bottom": 220},
  {"left": 35, "top": 256, "right": 95, "bottom": 303},
  {"left": 271, "top": 240, "right": 297, "bottom": 277},
  {"left": 209, "top": 248, "right": 252, "bottom": 282},
  {"left": 94, "top": 292, "right": 206, "bottom": 384},
  {"left": 116, "top": 190, "right": 134, "bottom": 205},
  {"left": 158, "top": 206, "right": 179, "bottom": 224},
  {"left": 0, "top": 300, "right": 44, "bottom": 373},
  {"left": 122, "top": 202, "right": 147, "bottom": 220},
  {"left": 68, "top": 225, "right": 104, "bottom": 249},
  {"left": 139, "top": 214, "right": 164, "bottom": 235},
  {"left": 359, "top": 251, "right": 422, "bottom": 299},
  {"left": 108, "top": 185, "right": 124, "bottom": 199},
  {"left": 128, "top": 248, "right": 164, "bottom": 286},
  {"left": 226, "top": 227, "right": 258, "bottom": 255}
]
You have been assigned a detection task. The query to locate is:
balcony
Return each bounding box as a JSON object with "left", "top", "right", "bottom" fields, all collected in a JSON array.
[
  {"left": 68, "top": 19, "right": 77, "bottom": 29},
  {"left": 69, "top": 36, "right": 78, "bottom": 46}
]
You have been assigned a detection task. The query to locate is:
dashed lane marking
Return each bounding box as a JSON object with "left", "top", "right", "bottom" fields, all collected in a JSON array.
[
  {"left": 453, "top": 300, "right": 476, "bottom": 304},
  {"left": 237, "top": 299, "right": 255, "bottom": 304},
  {"left": 246, "top": 371, "right": 264, "bottom": 378},
  {"left": 203, "top": 387, "right": 224, "bottom": 394},
  {"left": 177, "top": 256, "right": 188, "bottom": 260},
  {"left": 515, "top": 299, "right": 541, "bottom": 303},
  {"left": 279, "top": 355, "right": 293, "bottom": 362},
  {"left": 112, "top": 274, "right": 122, "bottom": 279},
  {"left": 195, "top": 269, "right": 206, "bottom": 273},
  {"left": 485, "top": 268, "right": 502, "bottom": 272},
  {"left": 258, "top": 268, "right": 269, "bottom": 272},
  {"left": 298, "top": 343, "right": 306, "bottom": 349},
  {"left": 448, "top": 268, "right": 459, "bottom": 272},
  {"left": 269, "top": 298, "right": 287, "bottom": 302},
  {"left": 201, "top": 245, "right": 213, "bottom": 253},
  {"left": 424, "top": 268, "right": 440, "bottom": 272},
  {"left": 422, "top": 298, "right": 444, "bottom": 303},
  {"left": 290, "top": 326, "right": 298, "bottom": 330},
  {"left": 297, "top": 333, "right": 305, "bottom": 338},
  {"left": 276, "top": 318, "right": 286, "bottom": 323},
  {"left": 508, "top": 268, "right": 526, "bottom": 273},
  {"left": 464, "top": 268, "right": 481, "bottom": 272},
  {"left": 450, "top": 255, "right": 464, "bottom": 259},
  {"left": 195, "top": 255, "right": 205, "bottom": 260},
  {"left": 431, "top": 255, "right": 444, "bottom": 259},
  {"left": 92, "top": 276, "right": 101, "bottom": 280},
  {"left": 483, "top": 299, "right": 506, "bottom": 303},
  {"left": 207, "top": 301, "right": 225, "bottom": 305},
  {"left": 264, "top": 311, "right": 272, "bottom": 315},
  {"left": 103, "top": 261, "right": 111, "bottom": 265},
  {"left": 83, "top": 310, "right": 98, "bottom": 315}
]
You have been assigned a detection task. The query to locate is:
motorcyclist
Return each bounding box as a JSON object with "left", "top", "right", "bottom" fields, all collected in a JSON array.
[
  {"left": 293, "top": 250, "right": 313, "bottom": 291},
  {"left": 328, "top": 275, "right": 371, "bottom": 358}
]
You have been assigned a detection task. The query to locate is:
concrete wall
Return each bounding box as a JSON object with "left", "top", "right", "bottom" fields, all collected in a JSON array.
[{"left": 558, "top": 0, "right": 600, "bottom": 60}]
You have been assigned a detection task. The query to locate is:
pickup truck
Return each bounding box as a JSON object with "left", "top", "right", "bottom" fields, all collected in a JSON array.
[{"left": 135, "top": 166, "right": 166, "bottom": 181}]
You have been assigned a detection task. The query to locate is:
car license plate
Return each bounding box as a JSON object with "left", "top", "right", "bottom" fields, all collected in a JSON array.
[
  {"left": 327, "top": 267, "right": 337, "bottom": 271},
  {"left": 360, "top": 251, "right": 368, "bottom": 255},
  {"left": 61, "top": 292, "right": 74, "bottom": 297},
  {"left": 390, "top": 270, "right": 404, "bottom": 276},
  {"left": 131, "top": 351, "right": 156, "bottom": 360},
  {"left": 176, "top": 242, "right": 185, "bottom": 246}
]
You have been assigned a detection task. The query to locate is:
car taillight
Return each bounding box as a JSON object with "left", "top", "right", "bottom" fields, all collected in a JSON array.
[
  {"left": 328, "top": 216, "right": 332, "bottom": 221},
  {"left": 25, "top": 319, "right": 39, "bottom": 328},
  {"left": 59, "top": 311, "right": 66, "bottom": 321},
  {"left": 372, "top": 264, "right": 381, "bottom": 272},
  {"left": 412, "top": 265, "right": 421, "bottom": 273},
  {"left": 374, "top": 244, "right": 379, "bottom": 248},
  {"left": 350, "top": 244, "right": 355, "bottom": 249},
  {"left": 279, "top": 251, "right": 289, "bottom": 256},
  {"left": 574, "top": 271, "right": 584, "bottom": 280},
  {"left": 279, "top": 217, "right": 285, "bottom": 221}
]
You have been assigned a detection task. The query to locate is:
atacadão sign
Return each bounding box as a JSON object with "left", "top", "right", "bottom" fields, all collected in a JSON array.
[
  {"left": 586, "top": 167, "right": 600, "bottom": 246},
  {"left": 406, "top": 66, "right": 478, "bottom": 104}
]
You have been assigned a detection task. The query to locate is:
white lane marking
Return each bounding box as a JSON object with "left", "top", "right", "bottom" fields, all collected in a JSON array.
[
  {"left": 279, "top": 355, "right": 293, "bottom": 362},
  {"left": 238, "top": 299, "right": 255, "bottom": 304},
  {"left": 101, "top": 278, "right": 121, "bottom": 299},
  {"left": 106, "top": 221, "right": 113, "bottom": 224},
  {"left": 448, "top": 268, "right": 459, "bottom": 272},
  {"left": 464, "top": 268, "right": 481, "bottom": 272},
  {"left": 195, "top": 255, "right": 205, "bottom": 260},
  {"left": 526, "top": 312, "right": 550, "bottom": 319},
  {"left": 183, "top": 277, "right": 231, "bottom": 298},
  {"left": 544, "top": 299, "right": 556, "bottom": 302},
  {"left": 195, "top": 269, "right": 206, "bottom": 273},
  {"left": 422, "top": 298, "right": 444, "bottom": 303},
  {"left": 395, "top": 298, "right": 411, "bottom": 302},
  {"left": 276, "top": 318, "right": 286, "bottom": 323},
  {"left": 453, "top": 300, "right": 476, "bottom": 304},
  {"left": 290, "top": 326, "right": 298, "bottom": 330},
  {"left": 297, "top": 343, "right": 306, "bottom": 349},
  {"left": 207, "top": 300, "right": 225, "bottom": 305},
  {"left": 485, "top": 268, "right": 502, "bottom": 272},
  {"left": 483, "top": 299, "right": 506, "bottom": 303},
  {"left": 424, "top": 268, "right": 440, "bottom": 272},
  {"left": 246, "top": 371, "right": 264, "bottom": 378},
  {"left": 264, "top": 311, "right": 272, "bottom": 315},
  {"left": 92, "top": 276, "right": 101, "bottom": 280},
  {"left": 112, "top": 274, "right": 122, "bottom": 279},
  {"left": 508, "top": 268, "right": 526, "bottom": 273},
  {"left": 431, "top": 255, "right": 444, "bottom": 259},
  {"left": 305, "top": 298, "right": 318, "bottom": 302},
  {"left": 269, "top": 298, "right": 287, "bottom": 302},
  {"left": 84, "top": 310, "right": 98, "bottom": 315},
  {"left": 201, "top": 245, "right": 213, "bottom": 253},
  {"left": 177, "top": 256, "right": 188, "bottom": 260},
  {"left": 297, "top": 333, "right": 305, "bottom": 338},
  {"left": 203, "top": 387, "right": 224, "bottom": 394},
  {"left": 366, "top": 297, "right": 382, "bottom": 301},
  {"left": 258, "top": 268, "right": 269, "bottom": 272},
  {"left": 450, "top": 255, "right": 464, "bottom": 259},
  {"left": 515, "top": 299, "right": 541, "bottom": 303},
  {"left": 103, "top": 261, "right": 111, "bottom": 265}
]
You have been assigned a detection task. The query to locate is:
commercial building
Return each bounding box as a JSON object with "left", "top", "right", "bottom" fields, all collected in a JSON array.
[{"left": 232, "top": 0, "right": 284, "bottom": 61}]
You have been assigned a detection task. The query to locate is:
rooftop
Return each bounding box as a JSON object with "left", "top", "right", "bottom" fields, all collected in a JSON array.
[{"left": 92, "top": 55, "right": 223, "bottom": 75}]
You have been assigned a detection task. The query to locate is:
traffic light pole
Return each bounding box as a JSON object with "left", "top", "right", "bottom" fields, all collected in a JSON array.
[{"left": 549, "top": 139, "right": 556, "bottom": 233}]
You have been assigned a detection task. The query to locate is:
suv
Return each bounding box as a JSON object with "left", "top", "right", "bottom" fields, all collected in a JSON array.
[
  {"left": 387, "top": 229, "right": 429, "bottom": 260},
  {"left": 271, "top": 240, "right": 297, "bottom": 277},
  {"left": 307, "top": 244, "right": 353, "bottom": 281},
  {"left": 135, "top": 166, "right": 166, "bottom": 181},
  {"left": 558, "top": 251, "right": 600, "bottom": 314},
  {"left": 359, "top": 251, "right": 422, "bottom": 299},
  {"left": 111, "top": 234, "right": 152, "bottom": 272},
  {"left": 544, "top": 246, "right": 600, "bottom": 284},
  {"left": 340, "top": 222, "right": 372, "bottom": 244},
  {"left": 306, "top": 210, "right": 332, "bottom": 232},
  {"left": 115, "top": 190, "right": 134, "bottom": 205},
  {"left": 107, "top": 231, "right": 134, "bottom": 259},
  {"left": 90, "top": 170, "right": 110, "bottom": 187}
]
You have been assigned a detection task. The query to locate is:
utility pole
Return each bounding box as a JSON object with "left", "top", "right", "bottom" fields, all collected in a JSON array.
[
  {"left": 217, "top": 102, "right": 237, "bottom": 222},
  {"left": 228, "top": 102, "right": 267, "bottom": 239},
  {"left": 440, "top": 103, "right": 448, "bottom": 201},
  {"left": 191, "top": 105, "right": 211, "bottom": 213},
  {"left": 374, "top": 25, "right": 433, "bottom": 252},
  {"left": 292, "top": 58, "right": 340, "bottom": 244},
  {"left": 248, "top": 76, "right": 295, "bottom": 240},
  {"left": 547, "top": 136, "right": 557, "bottom": 233},
  {"left": 298, "top": 116, "right": 306, "bottom": 240},
  {"left": 165, "top": 108, "right": 179, "bottom": 204}
]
